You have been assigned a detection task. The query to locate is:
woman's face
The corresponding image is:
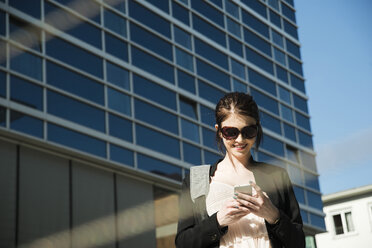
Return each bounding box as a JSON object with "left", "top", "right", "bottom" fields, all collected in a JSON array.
[{"left": 215, "top": 113, "right": 257, "bottom": 159}]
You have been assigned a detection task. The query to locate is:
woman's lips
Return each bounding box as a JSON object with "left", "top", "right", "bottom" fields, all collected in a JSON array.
[{"left": 233, "top": 144, "right": 247, "bottom": 150}]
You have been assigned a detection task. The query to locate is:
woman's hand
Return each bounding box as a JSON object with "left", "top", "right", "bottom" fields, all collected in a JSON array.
[
  {"left": 235, "top": 182, "right": 280, "bottom": 224},
  {"left": 217, "top": 198, "right": 250, "bottom": 227}
]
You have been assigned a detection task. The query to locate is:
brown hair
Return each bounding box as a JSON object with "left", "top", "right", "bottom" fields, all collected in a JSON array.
[{"left": 215, "top": 92, "right": 263, "bottom": 152}]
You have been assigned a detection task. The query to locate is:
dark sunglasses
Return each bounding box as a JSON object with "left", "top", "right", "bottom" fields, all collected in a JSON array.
[{"left": 221, "top": 125, "right": 258, "bottom": 140}]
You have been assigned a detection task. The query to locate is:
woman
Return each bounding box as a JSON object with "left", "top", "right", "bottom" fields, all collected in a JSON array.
[{"left": 175, "top": 92, "right": 305, "bottom": 248}]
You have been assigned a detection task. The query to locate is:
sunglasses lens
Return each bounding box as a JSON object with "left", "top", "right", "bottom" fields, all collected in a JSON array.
[
  {"left": 242, "top": 125, "right": 258, "bottom": 139},
  {"left": 222, "top": 127, "right": 239, "bottom": 140}
]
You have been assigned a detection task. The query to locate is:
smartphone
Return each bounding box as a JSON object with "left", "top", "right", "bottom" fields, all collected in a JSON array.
[{"left": 234, "top": 184, "right": 252, "bottom": 195}]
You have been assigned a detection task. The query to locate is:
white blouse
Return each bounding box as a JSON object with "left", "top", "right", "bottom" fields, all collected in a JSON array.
[{"left": 206, "top": 180, "right": 272, "bottom": 248}]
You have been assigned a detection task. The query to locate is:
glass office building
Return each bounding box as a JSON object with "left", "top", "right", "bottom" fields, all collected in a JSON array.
[{"left": 0, "top": 0, "right": 325, "bottom": 247}]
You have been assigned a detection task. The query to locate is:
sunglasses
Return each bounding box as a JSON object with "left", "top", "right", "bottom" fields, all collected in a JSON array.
[{"left": 221, "top": 125, "right": 258, "bottom": 140}]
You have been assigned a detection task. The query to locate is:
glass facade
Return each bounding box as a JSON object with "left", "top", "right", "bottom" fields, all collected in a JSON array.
[{"left": 0, "top": 0, "right": 324, "bottom": 244}]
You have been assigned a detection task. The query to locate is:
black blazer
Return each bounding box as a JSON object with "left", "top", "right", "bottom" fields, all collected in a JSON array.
[{"left": 175, "top": 158, "right": 305, "bottom": 248}]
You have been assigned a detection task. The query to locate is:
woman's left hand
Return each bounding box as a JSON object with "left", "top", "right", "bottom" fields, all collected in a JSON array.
[{"left": 235, "top": 181, "right": 280, "bottom": 224}]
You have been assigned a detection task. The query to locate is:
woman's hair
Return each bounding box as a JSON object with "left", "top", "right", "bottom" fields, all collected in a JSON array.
[{"left": 215, "top": 92, "right": 263, "bottom": 152}]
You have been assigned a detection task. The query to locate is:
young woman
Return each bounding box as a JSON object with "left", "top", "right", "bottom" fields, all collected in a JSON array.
[{"left": 175, "top": 92, "right": 305, "bottom": 248}]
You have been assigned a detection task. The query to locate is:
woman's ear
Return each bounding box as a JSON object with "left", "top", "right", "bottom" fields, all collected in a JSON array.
[{"left": 214, "top": 124, "right": 218, "bottom": 131}]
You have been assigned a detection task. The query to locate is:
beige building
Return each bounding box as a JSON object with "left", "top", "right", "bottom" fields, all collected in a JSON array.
[{"left": 315, "top": 185, "right": 372, "bottom": 248}]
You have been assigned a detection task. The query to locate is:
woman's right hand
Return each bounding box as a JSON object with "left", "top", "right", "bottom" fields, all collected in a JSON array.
[{"left": 217, "top": 198, "right": 250, "bottom": 227}]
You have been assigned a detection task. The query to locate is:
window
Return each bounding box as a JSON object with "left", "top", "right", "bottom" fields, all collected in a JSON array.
[
  {"left": 47, "top": 61, "right": 104, "bottom": 105},
  {"left": 10, "top": 75, "right": 43, "bottom": 110},
  {"left": 180, "top": 97, "right": 198, "bottom": 120},
  {"left": 198, "top": 80, "right": 225, "bottom": 104},
  {"left": 104, "top": 0, "right": 125, "bottom": 14},
  {"left": 332, "top": 211, "right": 355, "bottom": 235},
  {"left": 172, "top": 1, "right": 190, "bottom": 26},
  {"left": 300, "top": 151, "right": 317, "bottom": 171},
  {"left": 10, "top": 111, "right": 43, "bottom": 138},
  {"left": 290, "top": 73, "right": 305, "bottom": 93},
  {"left": 276, "top": 65, "right": 288, "bottom": 83},
  {"left": 109, "top": 144, "right": 133, "bottom": 166},
  {"left": 196, "top": 59, "right": 230, "bottom": 90},
  {"left": 176, "top": 48, "right": 194, "bottom": 72},
  {"left": 241, "top": 0, "right": 267, "bottom": 18},
  {"left": 293, "top": 186, "right": 305, "bottom": 204},
  {"left": 250, "top": 88, "right": 279, "bottom": 115},
  {"left": 55, "top": 0, "right": 100, "bottom": 23},
  {"left": 272, "top": 30, "right": 284, "bottom": 48},
  {"left": 202, "top": 127, "right": 217, "bottom": 150},
  {"left": 279, "top": 86, "right": 291, "bottom": 104},
  {"left": 248, "top": 69, "right": 276, "bottom": 96},
  {"left": 311, "top": 213, "right": 326, "bottom": 230},
  {"left": 307, "top": 191, "right": 323, "bottom": 210},
  {"left": 137, "top": 154, "right": 182, "bottom": 181},
  {"left": 0, "top": 106, "right": 5, "bottom": 126},
  {"left": 191, "top": 0, "right": 224, "bottom": 28},
  {"left": 286, "top": 38, "right": 301, "bottom": 59},
  {"left": 105, "top": 33, "right": 128, "bottom": 62},
  {"left": 287, "top": 164, "right": 303, "bottom": 185},
  {"left": 192, "top": 14, "right": 226, "bottom": 47},
  {"left": 0, "top": 70, "right": 5, "bottom": 98},
  {"left": 183, "top": 142, "right": 202, "bottom": 165},
  {"left": 231, "top": 59, "right": 245, "bottom": 80},
  {"left": 104, "top": 9, "right": 127, "bottom": 38},
  {"left": 10, "top": 16, "right": 41, "bottom": 51},
  {"left": 261, "top": 111, "right": 281, "bottom": 135},
  {"left": 304, "top": 172, "right": 320, "bottom": 191},
  {"left": 288, "top": 56, "right": 303, "bottom": 76},
  {"left": 9, "top": 0, "right": 41, "bottom": 19},
  {"left": 195, "top": 38, "right": 228, "bottom": 70},
  {"left": 274, "top": 48, "right": 286, "bottom": 66},
  {"left": 106, "top": 62, "right": 129, "bottom": 90},
  {"left": 225, "top": 0, "right": 239, "bottom": 19},
  {"left": 244, "top": 28, "right": 271, "bottom": 56},
  {"left": 269, "top": 10, "right": 281, "bottom": 28},
  {"left": 226, "top": 17, "right": 241, "bottom": 38},
  {"left": 286, "top": 146, "right": 299, "bottom": 163},
  {"left": 181, "top": 118, "right": 200, "bottom": 143},
  {"left": 282, "top": 3, "right": 296, "bottom": 23},
  {"left": 174, "top": 26, "right": 192, "bottom": 50},
  {"left": 108, "top": 113, "right": 133, "bottom": 142},
  {"left": 200, "top": 105, "right": 215, "bottom": 126},
  {"left": 245, "top": 47, "right": 273, "bottom": 75},
  {"left": 228, "top": 36, "right": 243, "bottom": 57},
  {"left": 143, "top": 0, "right": 169, "bottom": 13},
  {"left": 283, "top": 19, "right": 298, "bottom": 39},
  {"left": 177, "top": 70, "right": 195, "bottom": 93},
  {"left": 268, "top": 0, "right": 279, "bottom": 10},
  {"left": 204, "top": 150, "right": 221, "bottom": 164},
  {"left": 283, "top": 123, "right": 296, "bottom": 142},
  {"left": 10, "top": 46, "right": 42, "bottom": 81},
  {"left": 296, "top": 112, "right": 311, "bottom": 131},
  {"left": 133, "top": 74, "right": 176, "bottom": 110},
  {"left": 293, "top": 94, "right": 308, "bottom": 113},
  {"left": 281, "top": 104, "right": 294, "bottom": 123},
  {"left": 233, "top": 79, "right": 247, "bottom": 93},
  {"left": 298, "top": 130, "right": 313, "bottom": 148},
  {"left": 261, "top": 134, "right": 284, "bottom": 157},
  {"left": 107, "top": 87, "right": 131, "bottom": 116},
  {"left": 242, "top": 10, "right": 269, "bottom": 38}
]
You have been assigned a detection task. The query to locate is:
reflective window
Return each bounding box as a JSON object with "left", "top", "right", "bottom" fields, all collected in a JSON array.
[
  {"left": 274, "top": 48, "right": 286, "bottom": 66},
  {"left": 304, "top": 172, "right": 320, "bottom": 191},
  {"left": 181, "top": 118, "right": 200, "bottom": 142},
  {"left": 283, "top": 123, "right": 296, "bottom": 142},
  {"left": 44, "top": 2, "right": 101, "bottom": 48},
  {"left": 228, "top": 36, "right": 243, "bottom": 57},
  {"left": 104, "top": 9, "right": 126, "bottom": 38},
  {"left": 191, "top": 0, "right": 224, "bottom": 27},
  {"left": 272, "top": 30, "right": 284, "bottom": 48},
  {"left": 241, "top": 0, "right": 267, "bottom": 18},
  {"left": 47, "top": 61, "right": 104, "bottom": 105},
  {"left": 296, "top": 112, "right": 311, "bottom": 131},
  {"left": 180, "top": 97, "right": 197, "bottom": 119},
  {"left": 257, "top": 151, "right": 285, "bottom": 167},
  {"left": 282, "top": 3, "right": 296, "bottom": 23},
  {"left": 282, "top": 0, "right": 294, "bottom": 7},
  {"left": 307, "top": 191, "right": 322, "bottom": 209},
  {"left": 283, "top": 19, "right": 298, "bottom": 39},
  {"left": 288, "top": 56, "right": 303, "bottom": 76},
  {"left": 261, "top": 111, "right": 281, "bottom": 135},
  {"left": 276, "top": 65, "right": 288, "bottom": 83},
  {"left": 196, "top": 59, "right": 230, "bottom": 90},
  {"left": 10, "top": 75, "right": 43, "bottom": 110},
  {"left": 245, "top": 47, "right": 273, "bottom": 75},
  {"left": 290, "top": 73, "right": 305, "bottom": 93},
  {"left": 261, "top": 134, "right": 284, "bottom": 157},
  {"left": 177, "top": 70, "right": 195, "bottom": 93},
  {"left": 231, "top": 59, "right": 245, "bottom": 80},
  {"left": 227, "top": 17, "right": 241, "bottom": 38},
  {"left": 301, "top": 210, "right": 309, "bottom": 224},
  {"left": 287, "top": 164, "right": 303, "bottom": 185},
  {"left": 46, "top": 36, "right": 103, "bottom": 78},
  {"left": 48, "top": 123, "right": 106, "bottom": 158},
  {"left": 281, "top": 104, "right": 294, "bottom": 123},
  {"left": 174, "top": 26, "right": 192, "bottom": 50},
  {"left": 137, "top": 154, "right": 182, "bottom": 181},
  {"left": 269, "top": 10, "right": 281, "bottom": 28},
  {"left": 172, "top": 1, "right": 190, "bottom": 26},
  {"left": 10, "top": 16, "right": 41, "bottom": 51},
  {"left": 300, "top": 151, "right": 317, "bottom": 171},
  {"left": 293, "top": 186, "right": 305, "bottom": 204},
  {"left": 244, "top": 28, "right": 271, "bottom": 56},
  {"left": 135, "top": 99, "right": 178, "bottom": 134},
  {"left": 47, "top": 90, "right": 105, "bottom": 132},
  {"left": 0, "top": 70, "right": 5, "bottom": 98},
  {"left": 279, "top": 86, "right": 291, "bottom": 104},
  {"left": 242, "top": 10, "right": 269, "bottom": 38},
  {"left": 233, "top": 79, "right": 247, "bottom": 93},
  {"left": 200, "top": 105, "right": 215, "bottom": 126},
  {"left": 109, "top": 144, "right": 133, "bottom": 166},
  {"left": 195, "top": 38, "right": 228, "bottom": 70},
  {"left": 105, "top": 32, "right": 128, "bottom": 61},
  {"left": 144, "top": 0, "right": 169, "bottom": 13},
  {"left": 176, "top": 48, "right": 194, "bottom": 72},
  {"left": 129, "top": 1, "right": 170, "bottom": 38},
  {"left": 106, "top": 62, "right": 129, "bottom": 90},
  {"left": 0, "top": 40, "right": 5, "bottom": 68},
  {"left": 131, "top": 47, "right": 174, "bottom": 84},
  {"left": 192, "top": 14, "right": 226, "bottom": 47},
  {"left": 198, "top": 80, "right": 225, "bottom": 104},
  {"left": 9, "top": 0, "right": 41, "bottom": 19},
  {"left": 310, "top": 214, "right": 326, "bottom": 230},
  {"left": 0, "top": 106, "right": 5, "bottom": 126},
  {"left": 107, "top": 87, "right": 131, "bottom": 116},
  {"left": 10, "top": 45, "right": 42, "bottom": 81},
  {"left": 286, "top": 38, "right": 301, "bottom": 59},
  {"left": 225, "top": 0, "right": 239, "bottom": 19},
  {"left": 104, "top": 0, "right": 126, "bottom": 14},
  {"left": 133, "top": 74, "right": 176, "bottom": 110},
  {"left": 209, "top": 0, "right": 222, "bottom": 8},
  {"left": 10, "top": 111, "right": 43, "bottom": 138},
  {"left": 136, "top": 124, "right": 180, "bottom": 159},
  {"left": 108, "top": 113, "right": 133, "bottom": 142},
  {"left": 130, "top": 23, "right": 172, "bottom": 61},
  {"left": 204, "top": 150, "right": 221, "bottom": 164},
  {"left": 202, "top": 127, "right": 217, "bottom": 150},
  {"left": 286, "top": 146, "right": 299, "bottom": 163},
  {"left": 298, "top": 130, "right": 313, "bottom": 148},
  {"left": 293, "top": 94, "right": 308, "bottom": 113},
  {"left": 268, "top": 0, "right": 279, "bottom": 11},
  {"left": 250, "top": 88, "right": 279, "bottom": 115},
  {"left": 183, "top": 142, "right": 202, "bottom": 165},
  {"left": 248, "top": 69, "right": 276, "bottom": 96},
  {"left": 54, "top": 0, "right": 100, "bottom": 23}
]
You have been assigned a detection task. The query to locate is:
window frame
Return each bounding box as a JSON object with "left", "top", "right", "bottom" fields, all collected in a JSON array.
[{"left": 330, "top": 208, "right": 357, "bottom": 237}]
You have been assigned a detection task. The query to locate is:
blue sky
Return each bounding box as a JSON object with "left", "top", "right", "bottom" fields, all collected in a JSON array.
[{"left": 295, "top": 0, "right": 372, "bottom": 194}]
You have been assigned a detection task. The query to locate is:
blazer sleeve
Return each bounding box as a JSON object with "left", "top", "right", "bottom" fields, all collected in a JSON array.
[
  {"left": 175, "top": 175, "right": 227, "bottom": 248},
  {"left": 265, "top": 169, "right": 305, "bottom": 248}
]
